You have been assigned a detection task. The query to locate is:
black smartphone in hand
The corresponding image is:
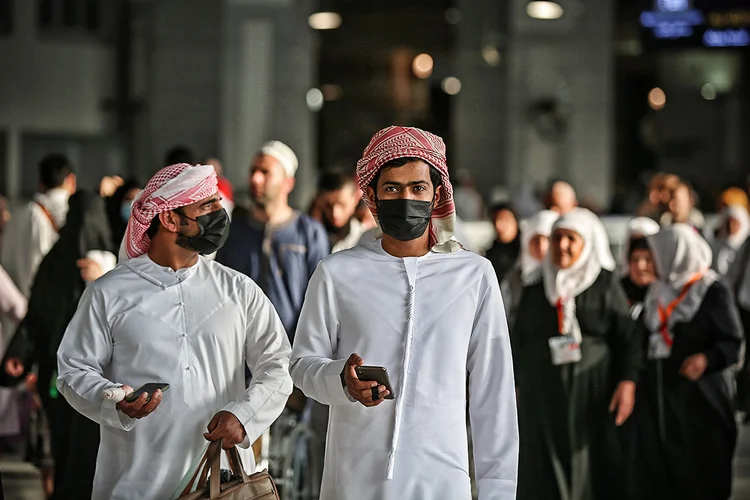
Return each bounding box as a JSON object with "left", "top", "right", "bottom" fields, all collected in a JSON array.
[
  {"left": 355, "top": 366, "right": 395, "bottom": 400},
  {"left": 125, "top": 382, "right": 170, "bottom": 403}
]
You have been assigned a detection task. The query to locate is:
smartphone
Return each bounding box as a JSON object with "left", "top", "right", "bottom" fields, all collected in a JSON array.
[
  {"left": 125, "top": 383, "right": 170, "bottom": 403},
  {"left": 355, "top": 366, "right": 395, "bottom": 400}
]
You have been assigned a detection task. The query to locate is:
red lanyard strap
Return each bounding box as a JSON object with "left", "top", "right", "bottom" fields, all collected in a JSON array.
[
  {"left": 555, "top": 298, "right": 566, "bottom": 335},
  {"left": 657, "top": 272, "right": 702, "bottom": 347}
]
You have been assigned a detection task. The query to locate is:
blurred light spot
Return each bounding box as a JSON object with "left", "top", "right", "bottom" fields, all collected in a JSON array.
[
  {"left": 306, "top": 88, "right": 324, "bottom": 111},
  {"left": 482, "top": 46, "right": 502, "bottom": 66},
  {"left": 321, "top": 84, "right": 344, "bottom": 101},
  {"left": 308, "top": 12, "right": 342, "bottom": 30},
  {"left": 701, "top": 83, "right": 717, "bottom": 100},
  {"left": 445, "top": 8, "right": 461, "bottom": 24},
  {"left": 412, "top": 53, "right": 434, "bottom": 79},
  {"left": 527, "top": 1, "right": 564, "bottom": 20},
  {"left": 441, "top": 77, "right": 462, "bottom": 96},
  {"left": 648, "top": 87, "right": 666, "bottom": 110}
]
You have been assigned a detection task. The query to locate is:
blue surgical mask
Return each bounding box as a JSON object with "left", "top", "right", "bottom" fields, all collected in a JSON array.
[{"left": 121, "top": 200, "right": 134, "bottom": 221}]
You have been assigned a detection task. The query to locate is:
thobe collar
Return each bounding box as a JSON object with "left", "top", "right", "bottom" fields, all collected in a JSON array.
[
  {"left": 368, "top": 239, "right": 437, "bottom": 262},
  {"left": 123, "top": 254, "right": 202, "bottom": 289}
]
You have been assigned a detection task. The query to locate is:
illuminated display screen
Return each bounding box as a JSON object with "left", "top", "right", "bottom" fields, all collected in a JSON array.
[{"left": 639, "top": 0, "right": 750, "bottom": 47}]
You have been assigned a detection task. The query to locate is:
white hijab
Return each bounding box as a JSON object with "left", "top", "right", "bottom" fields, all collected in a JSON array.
[
  {"left": 713, "top": 205, "right": 750, "bottom": 276},
  {"left": 543, "top": 210, "right": 603, "bottom": 342},
  {"left": 620, "top": 217, "right": 661, "bottom": 275},
  {"left": 643, "top": 224, "right": 716, "bottom": 333},
  {"left": 571, "top": 207, "right": 616, "bottom": 271},
  {"left": 520, "top": 210, "right": 559, "bottom": 284}
]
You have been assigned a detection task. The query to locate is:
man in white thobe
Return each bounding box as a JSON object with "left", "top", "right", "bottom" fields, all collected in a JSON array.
[
  {"left": 2, "top": 154, "right": 76, "bottom": 297},
  {"left": 57, "top": 163, "right": 292, "bottom": 500},
  {"left": 291, "top": 126, "right": 518, "bottom": 500}
]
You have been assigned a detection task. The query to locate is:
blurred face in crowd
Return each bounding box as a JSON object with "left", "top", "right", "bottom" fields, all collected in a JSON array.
[
  {"left": 548, "top": 182, "right": 577, "bottom": 215},
  {"left": 669, "top": 184, "right": 693, "bottom": 223},
  {"left": 551, "top": 228, "right": 584, "bottom": 269},
  {"left": 528, "top": 234, "right": 550, "bottom": 262},
  {"left": 494, "top": 209, "right": 518, "bottom": 243},
  {"left": 629, "top": 248, "right": 656, "bottom": 287},
  {"left": 318, "top": 183, "right": 360, "bottom": 232},
  {"left": 727, "top": 216, "right": 742, "bottom": 236},
  {"left": 249, "top": 154, "right": 294, "bottom": 207}
]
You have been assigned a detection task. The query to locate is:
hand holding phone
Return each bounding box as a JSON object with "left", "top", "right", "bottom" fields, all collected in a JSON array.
[
  {"left": 117, "top": 383, "right": 168, "bottom": 419},
  {"left": 342, "top": 353, "right": 392, "bottom": 407}
]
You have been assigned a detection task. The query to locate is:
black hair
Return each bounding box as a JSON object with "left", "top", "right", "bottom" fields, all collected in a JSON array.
[
  {"left": 39, "top": 154, "right": 74, "bottom": 190},
  {"left": 317, "top": 171, "right": 356, "bottom": 193},
  {"left": 165, "top": 145, "right": 195, "bottom": 166},
  {"left": 146, "top": 216, "right": 161, "bottom": 239},
  {"left": 628, "top": 236, "right": 650, "bottom": 259},
  {"left": 367, "top": 157, "right": 442, "bottom": 192}
]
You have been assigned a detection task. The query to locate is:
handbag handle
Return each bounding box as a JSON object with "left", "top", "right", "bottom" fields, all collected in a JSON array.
[
  {"left": 180, "top": 440, "right": 223, "bottom": 497},
  {"left": 209, "top": 439, "right": 252, "bottom": 499}
]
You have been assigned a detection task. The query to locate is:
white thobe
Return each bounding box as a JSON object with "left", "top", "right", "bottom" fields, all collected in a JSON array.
[
  {"left": 1, "top": 188, "right": 70, "bottom": 296},
  {"left": 57, "top": 255, "right": 293, "bottom": 500},
  {"left": 291, "top": 241, "right": 518, "bottom": 500}
]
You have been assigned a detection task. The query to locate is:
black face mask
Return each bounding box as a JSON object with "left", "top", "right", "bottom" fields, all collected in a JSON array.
[
  {"left": 377, "top": 199, "right": 432, "bottom": 241},
  {"left": 175, "top": 208, "right": 230, "bottom": 254}
]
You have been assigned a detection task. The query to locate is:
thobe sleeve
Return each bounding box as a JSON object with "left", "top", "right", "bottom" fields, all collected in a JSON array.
[
  {"left": 702, "top": 282, "right": 743, "bottom": 372},
  {"left": 468, "top": 261, "right": 519, "bottom": 500},
  {"left": 0, "top": 265, "right": 26, "bottom": 323},
  {"left": 606, "top": 276, "right": 644, "bottom": 383},
  {"left": 56, "top": 284, "right": 136, "bottom": 431},
  {"left": 290, "top": 262, "right": 353, "bottom": 406},
  {"left": 221, "top": 282, "right": 294, "bottom": 445}
]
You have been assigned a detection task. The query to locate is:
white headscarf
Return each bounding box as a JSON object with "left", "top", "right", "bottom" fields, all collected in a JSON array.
[
  {"left": 643, "top": 224, "right": 716, "bottom": 333},
  {"left": 520, "top": 210, "right": 559, "bottom": 284},
  {"left": 620, "top": 217, "right": 661, "bottom": 274},
  {"left": 713, "top": 205, "right": 750, "bottom": 275},
  {"left": 543, "top": 210, "right": 603, "bottom": 342},
  {"left": 571, "top": 207, "right": 616, "bottom": 271}
]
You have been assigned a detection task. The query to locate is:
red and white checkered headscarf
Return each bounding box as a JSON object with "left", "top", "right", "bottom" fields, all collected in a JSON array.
[
  {"left": 356, "top": 126, "right": 459, "bottom": 252},
  {"left": 120, "top": 163, "right": 218, "bottom": 261}
]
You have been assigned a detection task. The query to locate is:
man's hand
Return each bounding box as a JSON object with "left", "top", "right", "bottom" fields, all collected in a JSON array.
[
  {"left": 343, "top": 353, "right": 389, "bottom": 408},
  {"left": 77, "top": 258, "right": 105, "bottom": 283},
  {"left": 680, "top": 353, "right": 708, "bottom": 381},
  {"left": 99, "top": 175, "right": 124, "bottom": 198},
  {"left": 609, "top": 381, "right": 636, "bottom": 426},
  {"left": 204, "top": 411, "right": 247, "bottom": 449},
  {"left": 4, "top": 357, "right": 24, "bottom": 377},
  {"left": 116, "top": 386, "right": 162, "bottom": 419}
]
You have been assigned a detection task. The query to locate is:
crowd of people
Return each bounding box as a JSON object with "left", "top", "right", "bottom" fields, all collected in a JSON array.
[{"left": 0, "top": 125, "right": 747, "bottom": 500}]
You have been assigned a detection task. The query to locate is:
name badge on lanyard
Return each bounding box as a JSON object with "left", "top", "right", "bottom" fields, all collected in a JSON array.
[
  {"left": 549, "top": 297, "right": 582, "bottom": 365},
  {"left": 650, "top": 273, "right": 702, "bottom": 360},
  {"left": 549, "top": 336, "right": 583, "bottom": 365}
]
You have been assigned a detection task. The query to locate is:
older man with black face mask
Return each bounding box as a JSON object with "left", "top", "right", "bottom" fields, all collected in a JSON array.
[
  {"left": 56, "top": 163, "right": 292, "bottom": 500},
  {"left": 290, "top": 126, "right": 518, "bottom": 500}
]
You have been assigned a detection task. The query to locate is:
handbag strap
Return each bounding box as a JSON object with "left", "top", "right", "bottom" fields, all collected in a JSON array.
[{"left": 180, "top": 442, "right": 217, "bottom": 497}]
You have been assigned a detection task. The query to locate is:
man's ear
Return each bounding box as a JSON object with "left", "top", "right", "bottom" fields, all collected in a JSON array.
[
  {"left": 284, "top": 177, "right": 296, "bottom": 194},
  {"left": 433, "top": 185, "right": 443, "bottom": 209},
  {"left": 365, "top": 186, "right": 376, "bottom": 207},
  {"left": 159, "top": 211, "right": 181, "bottom": 233}
]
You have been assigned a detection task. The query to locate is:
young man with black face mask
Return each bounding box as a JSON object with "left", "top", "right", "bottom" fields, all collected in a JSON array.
[
  {"left": 55, "top": 163, "right": 293, "bottom": 500},
  {"left": 290, "top": 126, "right": 518, "bottom": 500}
]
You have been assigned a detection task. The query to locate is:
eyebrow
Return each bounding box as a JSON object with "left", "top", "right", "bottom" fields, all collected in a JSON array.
[
  {"left": 201, "top": 197, "right": 221, "bottom": 207},
  {"left": 382, "top": 180, "right": 429, "bottom": 187}
]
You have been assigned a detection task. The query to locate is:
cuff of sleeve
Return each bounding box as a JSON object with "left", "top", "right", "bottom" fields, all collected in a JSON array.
[
  {"left": 477, "top": 478, "right": 517, "bottom": 500},
  {"left": 704, "top": 349, "right": 727, "bottom": 372},
  {"left": 220, "top": 404, "right": 253, "bottom": 449},
  {"left": 100, "top": 397, "right": 136, "bottom": 431},
  {"left": 326, "top": 359, "right": 355, "bottom": 405},
  {"left": 621, "top": 367, "right": 640, "bottom": 384}
]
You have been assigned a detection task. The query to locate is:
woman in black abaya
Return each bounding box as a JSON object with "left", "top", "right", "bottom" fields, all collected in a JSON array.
[
  {"left": 9, "top": 191, "right": 115, "bottom": 499},
  {"left": 512, "top": 209, "right": 643, "bottom": 500},
  {"left": 633, "top": 224, "right": 742, "bottom": 500}
]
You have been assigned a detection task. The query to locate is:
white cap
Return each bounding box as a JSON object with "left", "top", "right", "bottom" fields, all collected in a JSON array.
[{"left": 259, "top": 141, "right": 299, "bottom": 178}]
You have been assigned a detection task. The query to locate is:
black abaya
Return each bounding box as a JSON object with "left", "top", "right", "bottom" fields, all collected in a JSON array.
[
  {"left": 512, "top": 270, "right": 643, "bottom": 500},
  {"left": 632, "top": 281, "right": 742, "bottom": 500},
  {"left": 15, "top": 191, "right": 113, "bottom": 500},
  {"left": 485, "top": 238, "right": 521, "bottom": 283}
]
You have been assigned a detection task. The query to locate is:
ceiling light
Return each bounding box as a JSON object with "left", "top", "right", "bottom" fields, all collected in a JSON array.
[
  {"left": 412, "top": 54, "right": 434, "bottom": 79},
  {"left": 309, "top": 12, "right": 342, "bottom": 30},
  {"left": 527, "top": 1, "right": 564, "bottom": 20},
  {"left": 441, "top": 77, "right": 462, "bottom": 96},
  {"left": 648, "top": 87, "right": 666, "bottom": 110}
]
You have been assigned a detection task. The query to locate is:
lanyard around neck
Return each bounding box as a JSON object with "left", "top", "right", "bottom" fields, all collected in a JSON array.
[{"left": 657, "top": 272, "right": 703, "bottom": 347}]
